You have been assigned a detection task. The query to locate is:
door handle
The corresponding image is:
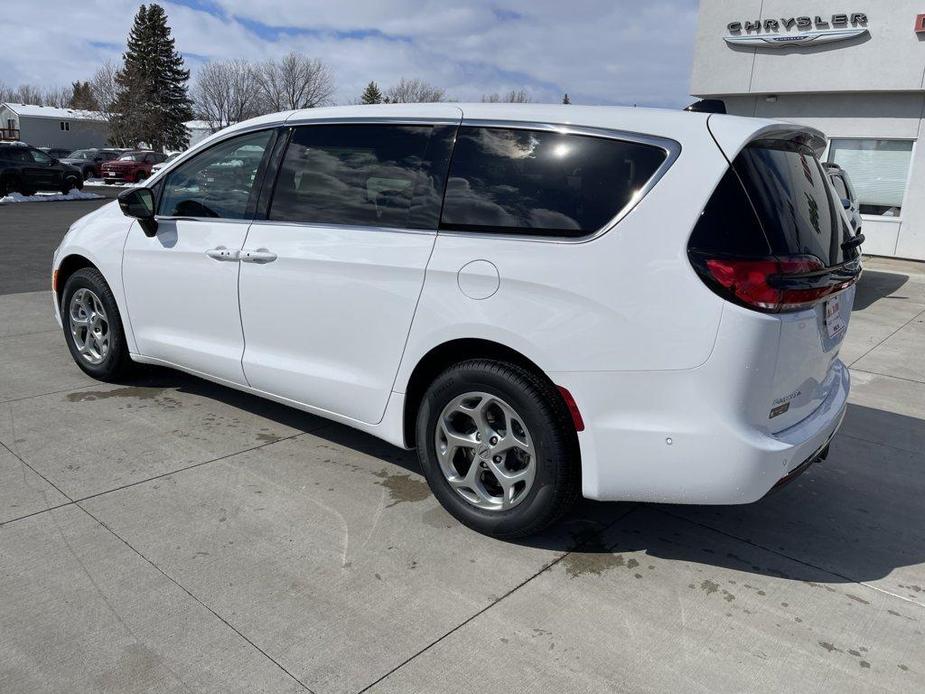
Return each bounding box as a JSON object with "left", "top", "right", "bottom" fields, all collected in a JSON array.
[
  {"left": 205, "top": 246, "right": 240, "bottom": 261},
  {"left": 240, "top": 248, "right": 278, "bottom": 264}
]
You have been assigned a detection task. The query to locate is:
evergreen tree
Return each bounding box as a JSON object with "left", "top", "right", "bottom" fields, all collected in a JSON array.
[
  {"left": 69, "top": 81, "right": 99, "bottom": 110},
  {"left": 111, "top": 3, "right": 193, "bottom": 150},
  {"left": 360, "top": 81, "right": 383, "bottom": 105},
  {"left": 562, "top": 93, "right": 571, "bottom": 105}
]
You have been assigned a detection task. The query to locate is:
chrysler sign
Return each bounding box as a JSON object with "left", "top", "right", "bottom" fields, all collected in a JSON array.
[{"left": 725, "top": 12, "right": 869, "bottom": 47}]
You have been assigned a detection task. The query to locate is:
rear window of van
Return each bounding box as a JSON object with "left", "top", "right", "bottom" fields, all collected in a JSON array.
[{"left": 439, "top": 127, "right": 668, "bottom": 237}]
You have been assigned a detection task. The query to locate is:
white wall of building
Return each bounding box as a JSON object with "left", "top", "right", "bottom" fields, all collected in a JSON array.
[{"left": 691, "top": 1, "right": 925, "bottom": 260}]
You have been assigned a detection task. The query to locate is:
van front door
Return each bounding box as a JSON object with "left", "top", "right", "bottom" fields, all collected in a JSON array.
[{"left": 121, "top": 128, "right": 276, "bottom": 384}]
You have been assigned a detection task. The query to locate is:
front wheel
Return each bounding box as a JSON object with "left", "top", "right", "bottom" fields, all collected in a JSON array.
[
  {"left": 416, "top": 359, "right": 580, "bottom": 538},
  {"left": 61, "top": 268, "right": 133, "bottom": 381}
]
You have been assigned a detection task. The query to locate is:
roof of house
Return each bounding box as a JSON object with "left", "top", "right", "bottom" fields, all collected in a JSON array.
[
  {"left": 1, "top": 103, "right": 107, "bottom": 122},
  {"left": 184, "top": 120, "right": 215, "bottom": 131}
]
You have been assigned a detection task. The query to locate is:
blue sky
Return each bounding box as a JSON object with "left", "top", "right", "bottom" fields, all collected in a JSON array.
[{"left": 1, "top": 0, "right": 699, "bottom": 107}]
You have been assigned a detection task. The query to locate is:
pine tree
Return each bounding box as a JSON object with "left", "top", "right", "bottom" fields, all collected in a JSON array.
[
  {"left": 360, "top": 81, "right": 383, "bottom": 105},
  {"left": 562, "top": 93, "right": 571, "bottom": 105},
  {"left": 69, "top": 81, "right": 99, "bottom": 110},
  {"left": 111, "top": 3, "right": 193, "bottom": 150}
]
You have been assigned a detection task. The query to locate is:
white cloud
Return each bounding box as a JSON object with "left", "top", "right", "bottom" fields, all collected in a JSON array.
[{"left": 0, "top": 0, "right": 698, "bottom": 107}]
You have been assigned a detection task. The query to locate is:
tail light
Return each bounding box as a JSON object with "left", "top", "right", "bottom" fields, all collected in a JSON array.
[{"left": 692, "top": 254, "right": 859, "bottom": 313}]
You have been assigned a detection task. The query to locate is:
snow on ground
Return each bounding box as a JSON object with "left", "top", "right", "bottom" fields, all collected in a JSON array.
[
  {"left": 0, "top": 190, "right": 105, "bottom": 205},
  {"left": 85, "top": 178, "right": 140, "bottom": 188}
]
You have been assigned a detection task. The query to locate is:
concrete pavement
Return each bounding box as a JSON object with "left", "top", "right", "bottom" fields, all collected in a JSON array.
[{"left": 1, "top": 256, "right": 924, "bottom": 693}]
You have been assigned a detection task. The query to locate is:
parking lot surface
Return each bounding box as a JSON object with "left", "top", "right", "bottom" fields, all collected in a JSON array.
[{"left": 1, "top": 198, "right": 924, "bottom": 692}]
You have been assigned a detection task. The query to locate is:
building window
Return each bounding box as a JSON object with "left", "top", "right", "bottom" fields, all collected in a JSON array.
[
  {"left": 59, "top": 121, "right": 70, "bottom": 131},
  {"left": 827, "top": 139, "right": 914, "bottom": 217}
]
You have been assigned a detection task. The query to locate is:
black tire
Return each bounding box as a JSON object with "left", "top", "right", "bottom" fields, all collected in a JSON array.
[
  {"left": 136, "top": 171, "right": 148, "bottom": 182},
  {"left": 2, "top": 175, "right": 24, "bottom": 196},
  {"left": 60, "top": 268, "right": 133, "bottom": 381},
  {"left": 416, "top": 359, "right": 580, "bottom": 538},
  {"left": 61, "top": 176, "right": 80, "bottom": 195}
]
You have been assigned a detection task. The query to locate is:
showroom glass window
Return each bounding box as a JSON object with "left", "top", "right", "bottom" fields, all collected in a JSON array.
[
  {"left": 269, "top": 124, "right": 453, "bottom": 230},
  {"left": 159, "top": 130, "right": 274, "bottom": 219},
  {"left": 439, "top": 127, "right": 667, "bottom": 237},
  {"left": 827, "top": 139, "right": 914, "bottom": 217}
]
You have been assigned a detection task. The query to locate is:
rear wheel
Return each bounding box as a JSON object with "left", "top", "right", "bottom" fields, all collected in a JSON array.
[
  {"left": 416, "top": 359, "right": 580, "bottom": 538},
  {"left": 61, "top": 268, "right": 133, "bottom": 381},
  {"left": 136, "top": 170, "right": 148, "bottom": 182},
  {"left": 61, "top": 176, "right": 81, "bottom": 194}
]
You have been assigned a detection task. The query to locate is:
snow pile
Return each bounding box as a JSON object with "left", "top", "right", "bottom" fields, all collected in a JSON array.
[
  {"left": 0, "top": 189, "right": 104, "bottom": 205},
  {"left": 85, "top": 178, "right": 139, "bottom": 188}
]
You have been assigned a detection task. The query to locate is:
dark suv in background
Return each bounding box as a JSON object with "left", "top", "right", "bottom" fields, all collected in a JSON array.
[
  {"left": 61, "top": 148, "right": 124, "bottom": 180},
  {"left": 0, "top": 143, "right": 83, "bottom": 196}
]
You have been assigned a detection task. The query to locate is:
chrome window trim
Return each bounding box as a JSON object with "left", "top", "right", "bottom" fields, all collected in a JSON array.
[
  {"left": 144, "top": 115, "right": 681, "bottom": 243},
  {"left": 441, "top": 119, "right": 682, "bottom": 245},
  {"left": 247, "top": 218, "right": 436, "bottom": 237}
]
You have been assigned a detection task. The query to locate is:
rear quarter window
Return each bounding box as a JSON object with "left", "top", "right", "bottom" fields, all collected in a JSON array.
[{"left": 439, "top": 126, "right": 668, "bottom": 237}]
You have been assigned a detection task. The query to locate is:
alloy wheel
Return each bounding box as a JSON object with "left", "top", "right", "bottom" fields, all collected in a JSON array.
[
  {"left": 68, "top": 288, "right": 110, "bottom": 365},
  {"left": 434, "top": 391, "right": 536, "bottom": 511}
]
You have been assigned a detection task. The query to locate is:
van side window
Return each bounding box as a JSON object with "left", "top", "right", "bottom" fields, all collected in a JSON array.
[
  {"left": 159, "top": 129, "right": 273, "bottom": 219},
  {"left": 268, "top": 124, "right": 449, "bottom": 230},
  {"left": 439, "top": 127, "right": 667, "bottom": 237}
]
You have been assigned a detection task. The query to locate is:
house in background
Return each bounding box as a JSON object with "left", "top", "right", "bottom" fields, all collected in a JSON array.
[
  {"left": 184, "top": 120, "right": 217, "bottom": 148},
  {"left": 0, "top": 103, "right": 109, "bottom": 149}
]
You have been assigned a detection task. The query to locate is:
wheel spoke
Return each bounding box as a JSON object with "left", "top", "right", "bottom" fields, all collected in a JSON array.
[
  {"left": 68, "top": 288, "right": 110, "bottom": 366},
  {"left": 434, "top": 390, "right": 537, "bottom": 513}
]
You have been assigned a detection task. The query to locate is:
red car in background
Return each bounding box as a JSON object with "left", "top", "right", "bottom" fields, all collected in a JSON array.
[{"left": 100, "top": 150, "right": 167, "bottom": 184}]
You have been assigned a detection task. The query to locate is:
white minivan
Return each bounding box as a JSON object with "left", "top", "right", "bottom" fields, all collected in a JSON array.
[{"left": 52, "top": 104, "right": 861, "bottom": 537}]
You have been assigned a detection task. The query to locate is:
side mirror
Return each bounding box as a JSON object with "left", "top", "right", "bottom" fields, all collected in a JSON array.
[
  {"left": 841, "top": 198, "right": 851, "bottom": 210},
  {"left": 118, "top": 187, "right": 158, "bottom": 237}
]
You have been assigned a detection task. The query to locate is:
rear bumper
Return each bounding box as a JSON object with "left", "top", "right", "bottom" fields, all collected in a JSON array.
[
  {"left": 102, "top": 170, "right": 134, "bottom": 181},
  {"left": 552, "top": 356, "right": 849, "bottom": 505}
]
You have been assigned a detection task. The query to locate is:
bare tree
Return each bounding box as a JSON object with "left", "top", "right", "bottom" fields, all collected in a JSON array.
[
  {"left": 481, "top": 89, "right": 532, "bottom": 103},
  {"left": 258, "top": 53, "right": 335, "bottom": 111},
  {"left": 194, "top": 59, "right": 265, "bottom": 130},
  {"left": 42, "top": 86, "right": 72, "bottom": 108},
  {"left": 6, "top": 84, "right": 45, "bottom": 105},
  {"left": 384, "top": 77, "right": 446, "bottom": 104},
  {"left": 90, "top": 61, "right": 119, "bottom": 115}
]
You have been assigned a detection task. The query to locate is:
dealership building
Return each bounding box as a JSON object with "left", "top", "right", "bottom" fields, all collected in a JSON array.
[{"left": 691, "top": 1, "right": 925, "bottom": 260}]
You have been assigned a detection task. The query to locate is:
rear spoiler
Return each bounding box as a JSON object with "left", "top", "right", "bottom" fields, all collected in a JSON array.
[{"left": 706, "top": 115, "right": 828, "bottom": 162}]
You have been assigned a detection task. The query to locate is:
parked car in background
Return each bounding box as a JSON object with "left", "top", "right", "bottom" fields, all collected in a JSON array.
[
  {"left": 0, "top": 142, "right": 83, "bottom": 196},
  {"left": 150, "top": 152, "right": 180, "bottom": 175},
  {"left": 38, "top": 146, "right": 73, "bottom": 160},
  {"left": 823, "top": 162, "right": 863, "bottom": 236},
  {"left": 100, "top": 150, "right": 167, "bottom": 184},
  {"left": 61, "top": 148, "right": 124, "bottom": 180},
  {"left": 50, "top": 104, "right": 862, "bottom": 538}
]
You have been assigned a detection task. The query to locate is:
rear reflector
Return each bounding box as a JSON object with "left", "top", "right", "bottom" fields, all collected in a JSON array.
[
  {"left": 697, "top": 255, "right": 858, "bottom": 313},
  {"left": 556, "top": 386, "right": 585, "bottom": 432}
]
